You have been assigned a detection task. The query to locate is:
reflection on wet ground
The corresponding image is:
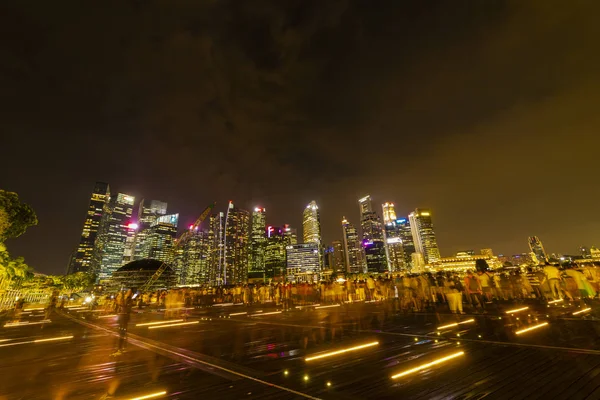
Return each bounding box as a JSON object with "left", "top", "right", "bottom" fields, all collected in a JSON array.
[{"left": 2, "top": 299, "right": 600, "bottom": 399}]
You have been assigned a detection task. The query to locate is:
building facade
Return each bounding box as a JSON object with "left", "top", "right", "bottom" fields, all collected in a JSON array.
[
  {"left": 342, "top": 217, "right": 366, "bottom": 274},
  {"left": 408, "top": 208, "right": 441, "bottom": 264},
  {"left": 143, "top": 213, "right": 178, "bottom": 263},
  {"left": 134, "top": 199, "right": 168, "bottom": 260},
  {"left": 359, "top": 195, "right": 387, "bottom": 273},
  {"left": 302, "top": 200, "right": 322, "bottom": 246},
  {"left": 223, "top": 201, "right": 250, "bottom": 284},
  {"left": 286, "top": 243, "right": 320, "bottom": 282},
  {"left": 68, "top": 182, "right": 110, "bottom": 274},
  {"left": 248, "top": 207, "right": 267, "bottom": 281},
  {"left": 528, "top": 236, "right": 548, "bottom": 264},
  {"left": 265, "top": 226, "right": 286, "bottom": 281}
]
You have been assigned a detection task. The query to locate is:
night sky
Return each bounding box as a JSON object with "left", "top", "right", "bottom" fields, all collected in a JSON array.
[{"left": 2, "top": 1, "right": 600, "bottom": 275}]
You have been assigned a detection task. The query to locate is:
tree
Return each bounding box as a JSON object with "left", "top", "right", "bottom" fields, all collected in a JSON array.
[{"left": 0, "top": 190, "right": 38, "bottom": 242}]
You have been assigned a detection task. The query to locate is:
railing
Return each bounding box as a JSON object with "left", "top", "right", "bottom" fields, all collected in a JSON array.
[{"left": 0, "top": 289, "right": 49, "bottom": 310}]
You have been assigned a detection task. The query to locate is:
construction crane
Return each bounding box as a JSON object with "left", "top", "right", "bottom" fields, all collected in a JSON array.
[{"left": 139, "top": 202, "right": 215, "bottom": 292}]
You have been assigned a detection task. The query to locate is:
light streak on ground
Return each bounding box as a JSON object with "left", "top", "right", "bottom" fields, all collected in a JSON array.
[
  {"left": 506, "top": 307, "right": 529, "bottom": 314},
  {"left": 98, "top": 314, "right": 117, "bottom": 318},
  {"left": 76, "top": 309, "right": 105, "bottom": 313},
  {"left": 148, "top": 321, "right": 199, "bottom": 329},
  {"left": 4, "top": 320, "right": 51, "bottom": 327},
  {"left": 212, "top": 303, "right": 234, "bottom": 307},
  {"left": 136, "top": 319, "right": 184, "bottom": 327},
  {"left": 250, "top": 311, "right": 282, "bottom": 316},
  {"left": 65, "top": 307, "right": 86, "bottom": 310},
  {"left": 548, "top": 299, "right": 564, "bottom": 304},
  {"left": 305, "top": 341, "right": 379, "bottom": 362},
  {"left": 391, "top": 351, "right": 465, "bottom": 379},
  {"left": 0, "top": 335, "right": 73, "bottom": 348},
  {"left": 229, "top": 312, "right": 248, "bottom": 316},
  {"left": 24, "top": 307, "right": 45, "bottom": 311},
  {"left": 516, "top": 322, "right": 549, "bottom": 335},
  {"left": 128, "top": 390, "right": 167, "bottom": 400},
  {"left": 315, "top": 304, "right": 341, "bottom": 309},
  {"left": 437, "top": 319, "right": 475, "bottom": 330},
  {"left": 295, "top": 304, "right": 320, "bottom": 309},
  {"left": 573, "top": 308, "right": 592, "bottom": 315}
]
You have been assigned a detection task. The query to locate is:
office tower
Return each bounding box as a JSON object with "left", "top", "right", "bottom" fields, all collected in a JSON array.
[
  {"left": 331, "top": 241, "right": 345, "bottom": 273},
  {"left": 408, "top": 208, "right": 441, "bottom": 264},
  {"left": 248, "top": 207, "right": 267, "bottom": 281},
  {"left": 223, "top": 201, "right": 250, "bottom": 284},
  {"left": 342, "top": 217, "right": 366, "bottom": 273},
  {"left": 143, "top": 213, "right": 178, "bottom": 263},
  {"left": 208, "top": 212, "right": 225, "bottom": 285},
  {"left": 122, "top": 222, "right": 138, "bottom": 263},
  {"left": 528, "top": 236, "right": 548, "bottom": 264},
  {"left": 68, "top": 182, "right": 110, "bottom": 274},
  {"left": 384, "top": 222, "right": 405, "bottom": 272},
  {"left": 180, "top": 227, "right": 211, "bottom": 285},
  {"left": 283, "top": 224, "right": 297, "bottom": 246},
  {"left": 382, "top": 202, "right": 397, "bottom": 225},
  {"left": 286, "top": 243, "right": 320, "bottom": 282},
  {"left": 359, "top": 195, "right": 387, "bottom": 273},
  {"left": 134, "top": 199, "right": 168, "bottom": 260},
  {"left": 265, "top": 226, "right": 286, "bottom": 280},
  {"left": 95, "top": 193, "right": 135, "bottom": 281},
  {"left": 396, "top": 218, "right": 415, "bottom": 267},
  {"left": 302, "top": 200, "right": 322, "bottom": 246}
]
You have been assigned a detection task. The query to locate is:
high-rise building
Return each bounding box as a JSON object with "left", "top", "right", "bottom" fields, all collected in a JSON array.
[
  {"left": 68, "top": 182, "right": 110, "bottom": 274},
  {"left": 265, "top": 226, "right": 287, "bottom": 281},
  {"left": 134, "top": 199, "right": 168, "bottom": 260},
  {"left": 396, "top": 218, "right": 415, "bottom": 267},
  {"left": 180, "top": 227, "right": 211, "bottom": 285},
  {"left": 480, "top": 248, "right": 494, "bottom": 258},
  {"left": 283, "top": 224, "right": 297, "bottom": 246},
  {"left": 408, "top": 208, "right": 440, "bottom": 264},
  {"left": 143, "top": 213, "right": 178, "bottom": 263},
  {"left": 302, "top": 201, "right": 322, "bottom": 246},
  {"left": 248, "top": 207, "right": 267, "bottom": 281},
  {"left": 331, "top": 241, "right": 345, "bottom": 273},
  {"left": 286, "top": 243, "right": 320, "bottom": 282},
  {"left": 342, "top": 217, "right": 366, "bottom": 274},
  {"left": 384, "top": 222, "right": 405, "bottom": 272},
  {"left": 528, "top": 236, "right": 547, "bottom": 264},
  {"left": 382, "top": 202, "right": 397, "bottom": 225},
  {"left": 359, "top": 195, "right": 387, "bottom": 273},
  {"left": 122, "top": 222, "right": 138, "bottom": 263},
  {"left": 223, "top": 201, "right": 250, "bottom": 284},
  {"left": 208, "top": 212, "right": 225, "bottom": 285},
  {"left": 95, "top": 193, "right": 135, "bottom": 281}
]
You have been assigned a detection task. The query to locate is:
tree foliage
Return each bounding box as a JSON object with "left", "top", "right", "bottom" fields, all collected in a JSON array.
[
  {"left": 0, "top": 243, "right": 34, "bottom": 290},
  {"left": 0, "top": 190, "right": 38, "bottom": 242}
]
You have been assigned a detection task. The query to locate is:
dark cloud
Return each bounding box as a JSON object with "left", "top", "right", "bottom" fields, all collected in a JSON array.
[{"left": 1, "top": 0, "right": 600, "bottom": 274}]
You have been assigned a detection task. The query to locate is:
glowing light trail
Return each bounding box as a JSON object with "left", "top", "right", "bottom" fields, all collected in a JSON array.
[
  {"left": 250, "top": 311, "right": 282, "bottom": 316},
  {"left": 136, "top": 319, "right": 183, "bottom": 327},
  {"left": 515, "top": 322, "right": 549, "bottom": 335},
  {"left": 148, "top": 321, "right": 199, "bottom": 329},
  {"left": 315, "top": 304, "right": 341, "bottom": 309},
  {"left": 573, "top": 308, "right": 592, "bottom": 316},
  {"left": 305, "top": 341, "right": 379, "bottom": 362},
  {"left": 548, "top": 299, "right": 564, "bottom": 304},
  {"left": 128, "top": 391, "right": 167, "bottom": 400},
  {"left": 4, "top": 320, "right": 51, "bottom": 328},
  {"left": 391, "top": 351, "right": 464, "bottom": 379},
  {"left": 98, "top": 314, "right": 117, "bottom": 318},
  {"left": 229, "top": 312, "right": 248, "bottom": 316},
  {"left": 506, "top": 307, "right": 529, "bottom": 314},
  {"left": 0, "top": 335, "right": 73, "bottom": 348},
  {"left": 437, "top": 319, "right": 475, "bottom": 330}
]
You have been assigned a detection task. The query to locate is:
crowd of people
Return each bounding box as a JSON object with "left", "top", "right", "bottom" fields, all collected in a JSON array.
[{"left": 105, "top": 262, "right": 599, "bottom": 315}]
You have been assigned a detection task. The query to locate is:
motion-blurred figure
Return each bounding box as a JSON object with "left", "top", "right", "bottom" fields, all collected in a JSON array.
[{"left": 112, "top": 289, "right": 133, "bottom": 356}]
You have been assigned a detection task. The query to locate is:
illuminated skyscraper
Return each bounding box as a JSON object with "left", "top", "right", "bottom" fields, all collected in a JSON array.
[
  {"left": 95, "top": 193, "right": 135, "bottom": 281},
  {"left": 382, "top": 202, "right": 397, "bottom": 225},
  {"left": 68, "top": 182, "right": 110, "bottom": 274},
  {"left": 342, "top": 217, "right": 366, "bottom": 273},
  {"left": 331, "top": 241, "right": 345, "bottom": 273},
  {"left": 134, "top": 199, "right": 168, "bottom": 260},
  {"left": 302, "top": 201, "right": 322, "bottom": 246},
  {"left": 144, "top": 213, "right": 178, "bottom": 263},
  {"left": 384, "top": 222, "right": 405, "bottom": 271},
  {"left": 396, "top": 218, "right": 415, "bottom": 267},
  {"left": 528, "top": 236, "right": 548, "bottom": 264},
  {"left": 359, "top": 195, "right": 387, "bottom": 273},
  {"left": 223, "top": 201, "right": 250, "bottom": 284},
  {"left": 248, "top": 207, "right": 267, "bottom": 281},
  {"left": 286, "top": 243, "right": 320, "bottom": 282},
  {"left": 208, "top": 212, "right": 225, "bottom": 285},
  {"left": 180, "top": 227, "right": 211, "bottom": 285},
  {"left": 265, "top": 226, "right": 286, "bottom": 280},
  {"left": 408, "top": 209, "right": 440, "bottom": 264},
  {"left": 122, "top": 222, "right": 138, "bottom": 263},
  {"left": 283, "top": 224, "right": 297, "bottom": 246}
]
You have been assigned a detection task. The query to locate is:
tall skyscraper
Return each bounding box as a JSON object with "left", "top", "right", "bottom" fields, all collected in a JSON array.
[
  {"left": 331, "top": 241, "right": 345, "bottom": 273},
  {"left": 140, "top": 213, "right": 178, "bottom": 265},
  {"left": 396, "top": 218, "right": 415, "bottom": 267},
  {"left": 382, "top": 202, "right": 397, "bottom": 225},
  {"left": 342, "top": 217, "right": 366, "bottom": 273},
  {"left": 248, "top": 207, "right": 267, "bottom": 281},
  {"left": 384, "top": 222, "right": 405, "bottom": 271},
  {"left": 223, "top": 201, "right": 250, "bottom": 284},
  {"left": 265, "top": 226, "right": 286, "bottom": 280},
  {"left": 68, "top": 182, "right": 110, "bottom": 274},
  {"left": 283, "top": 224, "right": 297, "bottom": 246},
  {"left": 359, "top": 195, "right": 387, "bottom": 273},
  {"left": 208, "top": 212, "right": 225, "bottom": 285},
  {"left": 286, "top": 243, "right": 320, "bottom": 282},
  {"left": 528, "top": 236, "right": 548, "bottom": 264},
  {"left": 180, "top": 227, "right": 211, "bottom": 285},
  {"left": 408, "top": 208, "right": 440, "bottom": 264},
  {"left": 95, "top": 193, "right": 135, "bottom": 281},
  {"left": 134, "top": 199, "right": 168, "bottom": 260},
  {"left": 302, "top": 201, "right": 322, "bottom": 246}
]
